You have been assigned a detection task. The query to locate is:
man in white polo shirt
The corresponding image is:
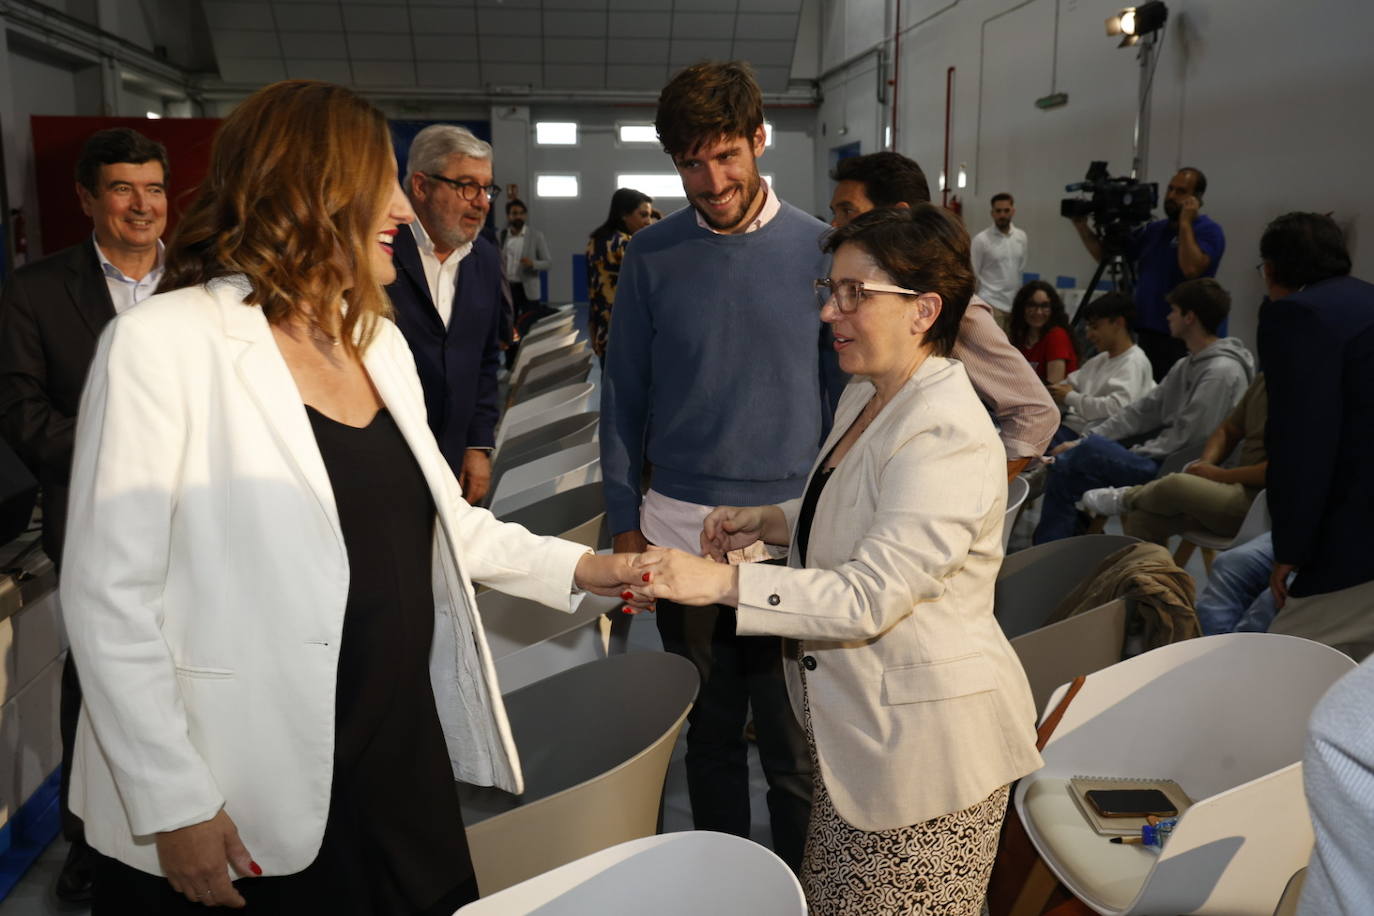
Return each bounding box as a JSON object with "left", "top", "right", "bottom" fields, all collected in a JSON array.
[{"left": 971, "top": 191, "right": 1028, "bottom": 332}]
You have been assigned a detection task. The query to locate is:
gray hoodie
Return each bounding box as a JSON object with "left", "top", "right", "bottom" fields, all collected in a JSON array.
[{"left": 1087, "top": 336, "right": 1255, "bottom": 459}]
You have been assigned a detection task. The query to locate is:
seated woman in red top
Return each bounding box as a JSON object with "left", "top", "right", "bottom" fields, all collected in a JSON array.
[{"left": 1010, "top": 280, "right": 1078, "bottom": 382}]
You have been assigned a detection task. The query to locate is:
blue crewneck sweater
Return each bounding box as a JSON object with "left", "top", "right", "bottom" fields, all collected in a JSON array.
[{"left": 599, "top": 201, "right": 845, "bottom": 535}]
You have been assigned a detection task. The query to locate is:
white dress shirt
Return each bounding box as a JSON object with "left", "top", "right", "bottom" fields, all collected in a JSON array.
[
  {"left": 410, "top": 220, "right": 472, "bottom": 327},
  {"left": 970, "top": 224, "right": 1028, "bottom": 313},
  {"left": 94, "top": 236, "right": 165, "bottom": 314},
  {"left": 502, "top": 226, "right": 527, "bottom": 284}
]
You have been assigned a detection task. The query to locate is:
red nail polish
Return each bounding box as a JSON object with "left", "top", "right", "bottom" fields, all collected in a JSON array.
[
  {"left": 642, "top": 573, "right": 651, "bottom": 582},
  {"left": 621, "top": 605, "right": 633, "bottom": 614},
  {"left": 250, "top": 861, "right": 263, "bottom": 876},
  {"left": 621, "top": 590, "right": 634, "bottom": 600}
]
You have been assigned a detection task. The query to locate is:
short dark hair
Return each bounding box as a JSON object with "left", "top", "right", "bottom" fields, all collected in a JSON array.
[
  {"left": 1167, "top": 277, "right": 1230, "bottom": 334},
  {"left": 506, "top": 198, "right": 527, "bottom": 214},
  {"left": 1079, "top": 290, "right": 1136, "bottom": 327},
  {"left": 991, "top": 192, "right": 1014, "bottom": 206},
  {"left": 1009, "top": 281, "right": 1072, "bottom": 349},
  {"left": 822, "top": 205, "right": 973, "bottom": 357},
  {"left": 655, "top": 61, "right": 763, "bottom": 159},
  {"left": 830, "top": 152, "right": 931, "bottom": 208},
  {"left": 75, "top": 127, "right": 169, "bottom": 195},
  {"left": 1178, "top": 166, "right": 1207, "bottom": 199},
  {"left": 1259, "top": 212, "right": 1351, "bottom": 289}
]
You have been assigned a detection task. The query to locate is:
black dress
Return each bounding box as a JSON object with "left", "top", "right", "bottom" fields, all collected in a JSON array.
[{"left": 93, "top": 407, "right": 477, "bottom": 915}]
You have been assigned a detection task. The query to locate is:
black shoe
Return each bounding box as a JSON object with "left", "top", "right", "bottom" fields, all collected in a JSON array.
[{"left": 55, "top": 838, "right": 94, "bottom": 905}]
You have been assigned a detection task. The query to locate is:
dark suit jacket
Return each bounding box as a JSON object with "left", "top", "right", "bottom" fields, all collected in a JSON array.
[
  {"left": 384, "top": 226, "right": 502, "bottom": 474},
  {"left": 1258, "top": 275, "right": 1374, "bottom": 597},
  {"left": 0, "top": 241, "right": 116, "bottom": 566}
]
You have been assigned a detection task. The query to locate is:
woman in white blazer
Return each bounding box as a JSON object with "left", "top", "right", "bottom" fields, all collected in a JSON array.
[
  {"left": 60, "top": 81, "right": 643, "bottom": 914},
  {"left": 634, "top": 206, "right": 1043, "bottom": 916}
]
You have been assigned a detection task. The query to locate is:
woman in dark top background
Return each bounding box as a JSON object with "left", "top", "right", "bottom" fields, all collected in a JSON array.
[
  {"left": 586, "top": 188, "right": 654, "bottom": 362},
  {"left": 60, "top": 80, "right": 645, "bottom": 914},
  {"left": 1009, "top": 279, "right": 1078, "bottom": 383}
]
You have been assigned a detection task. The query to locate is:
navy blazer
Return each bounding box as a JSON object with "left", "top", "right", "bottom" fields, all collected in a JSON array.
[
  {"left": 385, "top": 226, "right": 503, "bottom": 472},
  {"left": 1258, "top": 275, "right": 1374, "bottom": 597},
  {"left": 0, "top": 241, "right": 116, "bottom": 565}
]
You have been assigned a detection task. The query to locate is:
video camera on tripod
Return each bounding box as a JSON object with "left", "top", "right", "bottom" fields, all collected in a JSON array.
[{"left": 1060, "top": 161, "right": 1157, "bottom": 254}]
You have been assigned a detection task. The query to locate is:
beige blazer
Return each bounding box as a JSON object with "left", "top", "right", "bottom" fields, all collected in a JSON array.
[
  {"left": 736, "top": 356, "right": 1042, "bottom": 831},
  {"left": 60, "top": 278, "right": 589, "bottom": 875}
]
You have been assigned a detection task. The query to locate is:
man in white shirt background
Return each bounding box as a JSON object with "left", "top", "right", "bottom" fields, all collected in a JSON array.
[{"left": 970, "top": 192, "right": 1028, "bottom": 333}]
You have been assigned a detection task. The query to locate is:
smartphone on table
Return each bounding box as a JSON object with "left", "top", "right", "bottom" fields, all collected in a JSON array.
[{"left": 1085, "top": 788, "right": 1178, "bottom": 818}]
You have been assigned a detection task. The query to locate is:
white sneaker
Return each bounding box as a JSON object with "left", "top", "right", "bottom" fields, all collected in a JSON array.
[{"left": 1076, "top": 486, "right": 1131, "bottom": 517}]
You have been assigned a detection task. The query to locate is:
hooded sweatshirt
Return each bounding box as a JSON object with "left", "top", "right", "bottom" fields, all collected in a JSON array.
[{"left": 1086, "top": 336, "right": 1255, "bottom": 459}]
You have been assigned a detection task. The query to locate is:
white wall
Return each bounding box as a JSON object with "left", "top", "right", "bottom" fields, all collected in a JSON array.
[
  {"left": 511, "top": 104, "right": 819, "bottom": 303},
  {"left": 817, "top": 0, "right": 1374, "bottom": 349}
]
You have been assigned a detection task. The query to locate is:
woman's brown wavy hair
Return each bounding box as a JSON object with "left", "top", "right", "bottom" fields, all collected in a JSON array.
[{"left": 160, "top": 80, "right": 395, "bottom": 355}]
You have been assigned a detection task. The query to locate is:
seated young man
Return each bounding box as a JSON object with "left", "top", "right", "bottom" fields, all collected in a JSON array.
[
  {"left": 1033, "top": 278, "right": 1254, "bottom": 544},
  {"left": 1079, "top": 373, "right": 1266, "bottom": 545},
  {"left": 1048, "top": 292, "right": 1155, "bottom": 443}
]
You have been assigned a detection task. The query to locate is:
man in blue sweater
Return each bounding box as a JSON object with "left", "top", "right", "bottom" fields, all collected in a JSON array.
[{"left": 601, "top": 61, "right": 843, "bottom": 869}]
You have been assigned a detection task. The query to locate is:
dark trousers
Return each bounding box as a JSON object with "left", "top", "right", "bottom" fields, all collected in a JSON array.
[
  {"left": 1135, "top": 327, "right": 1188, "bottom": 382},
  {"left": 60, "top": 653, "right": 84, "bottom": 840},
  {"left": 655, "top": 599, "right": 813, "bottom": 871},
  {"left": 91, "top": 851, "right": 477, "bottom": 915},
  {"left": 1033, "top": 434, "right": 1162, "bottom": 543}
]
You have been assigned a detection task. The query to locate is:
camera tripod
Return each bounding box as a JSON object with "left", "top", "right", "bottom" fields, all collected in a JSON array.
[{"left": 1074, "top": 247, "right": 1137, "bottom": 327}]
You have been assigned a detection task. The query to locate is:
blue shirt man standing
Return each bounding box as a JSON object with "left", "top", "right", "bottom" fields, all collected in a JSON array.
[
  {"left": 1073, "top": 167, "right": 1225, "bottom": 380},
  {"left": 600, "top": 60, "right": 843, "bottom": 871}
]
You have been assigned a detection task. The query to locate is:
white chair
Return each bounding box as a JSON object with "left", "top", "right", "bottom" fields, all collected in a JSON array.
[
  {"left": 512, "top": 354, "right": 594, "bottom": 405},
  {"left": 509, "top": 329, "right": 579, "bottom": 386},
  {"left": 490, "top": 412, "right": 599, "bottom": 492},
  {"left": 456, "top": 831, "right": 806, "bottom": 914},
  {"left": 1174, "top": 489, "right": 1270, "bottom": 574},
  {"left": 494, "top": 382, "right": 596, "bottom": 451},
  {"left": 1004, "top": 475, "right": 1030, "bottom": 552},
  {"left": 458, "top": 653, "right": 700, "bottom": 894},
  {"left": 488, "top": 441, "right": 600, "bottom": 517},
  {"left": 1016, "top": 633, "right": 1355, "bottom": 915},
  {"left": 994, "top": 534, "right": 1140, "bottom": 639},
  {"left": 477, "top": 587, "right": 617, "bottom": 694},
  {"left": 522, "top": 312, "right": 575, "bottom": 342},
  {"left": 499, "top": 482, "right": 608, "bottom": 551},
  {"left": 1009, "top": 597, "right": 1129, "bottom": 712}
]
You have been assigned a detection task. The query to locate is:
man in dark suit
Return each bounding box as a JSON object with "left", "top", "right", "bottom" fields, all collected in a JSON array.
[
  {"left": 385, "top": 123, "right": 503, "bottom": 504},
  {"left": 1258, "top": 212, "right": 1374, "bottom": 659},
  {"left": 0, "top": 127, "right": 168, "bottom": 903}
]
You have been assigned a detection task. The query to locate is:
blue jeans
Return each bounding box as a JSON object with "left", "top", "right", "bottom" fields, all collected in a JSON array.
[
  {"left": 1033, "top": 434, "right": 1161, "bottom": 543},
  {"left": 1195, "top": 532, "right": 1280, "bottom": 635}
]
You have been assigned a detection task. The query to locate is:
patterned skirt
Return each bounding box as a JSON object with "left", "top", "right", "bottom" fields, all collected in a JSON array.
[{"left": 798, "top": 669, "right": 1010, "bottom": 916}]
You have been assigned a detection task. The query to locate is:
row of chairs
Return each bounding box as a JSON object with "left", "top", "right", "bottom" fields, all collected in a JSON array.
[
  {"left": 460, "top": 308, "right": 706, "bottom": 898},
  {"left": 988, "top": 522, "right": 1333, "bottom": 915}
]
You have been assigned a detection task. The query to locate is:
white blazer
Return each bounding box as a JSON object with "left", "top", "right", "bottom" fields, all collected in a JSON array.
[
  {"left": 60, "top": 277, "right": 590, "bottom": 876},
  {"left": 736, "top": 357, "right": 1043, "bottom": 831}
]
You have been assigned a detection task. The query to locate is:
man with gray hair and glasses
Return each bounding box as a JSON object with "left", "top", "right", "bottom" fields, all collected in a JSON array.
[{"left": 386, "top": 123, "right": 504, "bottom": 503}]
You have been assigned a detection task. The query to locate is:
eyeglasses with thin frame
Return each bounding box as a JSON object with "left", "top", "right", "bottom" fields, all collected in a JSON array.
[
  {"left": 423, "top": 172, "right": 501, "bottom": 202},
  {"left": 815, "top": 277, "right": 921, "bottom": 313}
]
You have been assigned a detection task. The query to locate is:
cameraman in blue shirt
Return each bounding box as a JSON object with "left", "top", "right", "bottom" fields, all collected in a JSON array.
[{"left": 1073, "top": 167, "right": 1225, "bottom": 380}]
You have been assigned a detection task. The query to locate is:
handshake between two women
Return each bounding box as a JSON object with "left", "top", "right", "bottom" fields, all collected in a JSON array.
[{"left": 574, "top": 504, "right": 784, "bottom": 613}]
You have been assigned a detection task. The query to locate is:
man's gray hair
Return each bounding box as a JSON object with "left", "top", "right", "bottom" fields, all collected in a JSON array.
[{"left": 404, "top": 124, "right": 493, "bottom": 187}]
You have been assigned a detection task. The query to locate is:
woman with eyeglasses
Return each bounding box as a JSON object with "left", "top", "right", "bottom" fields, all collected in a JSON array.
[
  {"left": 1009, "top": 279, "right": 1078, "bottom": 383},
  {"left": 628, "top": 206, "right": 1042, "bottom": 916},
  {"left": 59, "top": 81, "right": 645, "bottom": 914}
]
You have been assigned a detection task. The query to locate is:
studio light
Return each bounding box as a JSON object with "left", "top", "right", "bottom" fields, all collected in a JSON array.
[{"left": 1106, "top": 1, "right": 1167, "bottom": 46}]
